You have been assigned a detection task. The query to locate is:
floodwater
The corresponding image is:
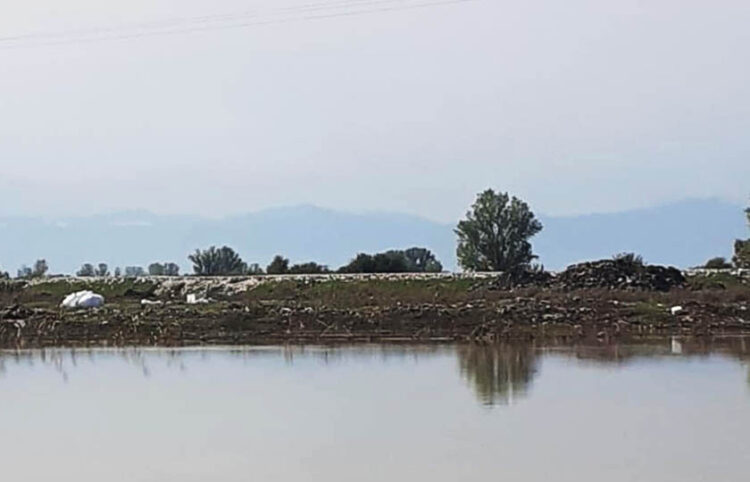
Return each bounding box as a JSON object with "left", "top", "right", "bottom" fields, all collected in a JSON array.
[{"left": 1, "top": 338, "right": 749, "bottom": 481}]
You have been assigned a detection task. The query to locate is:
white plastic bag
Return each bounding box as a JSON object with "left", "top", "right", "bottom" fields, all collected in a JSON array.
[
  {"left": 61, "top": 290, "right": 105, "bottom": 309},
  {"left": 186, "top": 294, "right": 210, "bottom": 304}
]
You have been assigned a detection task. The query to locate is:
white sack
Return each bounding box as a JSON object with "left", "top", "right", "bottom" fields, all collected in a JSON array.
[{"left": 61, "top": 290, "right": 105, "bottom": 309}]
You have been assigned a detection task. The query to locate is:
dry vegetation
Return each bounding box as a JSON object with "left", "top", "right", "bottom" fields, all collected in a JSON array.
[{"left": 0, "top": 271, "right": 748, "bottom": 348}]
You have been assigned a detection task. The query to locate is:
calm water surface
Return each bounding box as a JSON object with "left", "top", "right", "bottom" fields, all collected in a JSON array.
[{"left": 1, "top": 338, "right": 749, "bottom": 481}]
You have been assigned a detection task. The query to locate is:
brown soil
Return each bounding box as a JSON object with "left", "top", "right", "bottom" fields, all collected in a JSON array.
[{"left": 1, "top": 275, "right": 749, "bottom": 348}]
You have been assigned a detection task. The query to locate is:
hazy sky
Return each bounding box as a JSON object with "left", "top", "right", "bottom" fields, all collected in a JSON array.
[{"left": 1, "top": 0, "right": 748, "bottom": 222}]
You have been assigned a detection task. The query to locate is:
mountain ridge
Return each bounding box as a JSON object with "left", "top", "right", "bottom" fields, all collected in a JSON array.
[{"left": 1, "top": 199, "right": 746, "bottom": 275}]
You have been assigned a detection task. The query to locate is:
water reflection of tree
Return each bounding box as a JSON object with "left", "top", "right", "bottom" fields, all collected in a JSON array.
[{"left": 457, "top": 343, "right": 539, "bottom": 406}]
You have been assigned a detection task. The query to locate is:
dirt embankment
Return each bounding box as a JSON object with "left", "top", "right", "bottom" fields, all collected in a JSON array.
[{"left": 0, "top": 267, "right": 748, "bottom": 348}]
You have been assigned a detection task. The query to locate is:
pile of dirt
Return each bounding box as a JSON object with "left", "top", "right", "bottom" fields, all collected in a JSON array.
[{"left": 556, "top": 259, "right": 685, "bottom": 291}]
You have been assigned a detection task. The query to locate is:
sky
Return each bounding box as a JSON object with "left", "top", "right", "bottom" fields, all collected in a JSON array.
[{"left": 0, "top": 0, "right": 748, "bottom": 222}]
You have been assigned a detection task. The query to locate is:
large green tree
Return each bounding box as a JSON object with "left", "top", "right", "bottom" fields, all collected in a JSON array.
[
  {"left": 455, "top": 189, "right": 543, "bottom": 272},
  {"left": 734, "top": 204, "right": 750, "bottom": 268},
  {"left": 189, "top": 246, "right": 247, "bottom": 276}
]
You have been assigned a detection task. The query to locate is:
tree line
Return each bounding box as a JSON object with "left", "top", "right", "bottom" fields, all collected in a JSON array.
[
  {"left": 2, "top": 189, "right": 749, "bottom": 279},
  {"left": 186, "top": 246, "right": 443, "bottom": 276},
  {"left": 181, "top": 189, "right": 543, "bottom": 276}
]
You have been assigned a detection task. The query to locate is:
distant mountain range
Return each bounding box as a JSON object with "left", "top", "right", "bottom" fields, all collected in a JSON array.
[{"left": 0, "top": 199, "right": 747, "bottom": 275}]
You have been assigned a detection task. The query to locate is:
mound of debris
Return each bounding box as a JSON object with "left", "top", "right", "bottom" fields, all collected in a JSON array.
[{"left": 556, "top": 259, "right": 685, "bottom": 291}]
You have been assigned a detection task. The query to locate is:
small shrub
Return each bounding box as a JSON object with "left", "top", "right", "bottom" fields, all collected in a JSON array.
[
  {"left": 704, "top": 257, "right": 733, "bottom": 269},
  {"left": 77, "top": 263, "right": 96, "bottom": 277},
  {"left": 16, "top": 265, "right": 32, "bottom": 279},
  {"left": 612, "top": 252, "right": 644, "bottom": 267}
]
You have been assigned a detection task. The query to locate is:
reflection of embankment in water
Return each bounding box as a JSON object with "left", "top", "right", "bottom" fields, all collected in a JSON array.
[
  {"left": 457, "top": 343, "right": 539, "bottom": 406},
  {"left": 0, "top": 346, "right": 189, "bottom": 382},
  {"left": 2, "top": 338, "right": 750, "bottom": 403},
  {"left": 0, "top": 344, "right": 455, "bottom": 381},
  {"left": 544, "top": 335, "right": 750, "bottom": 365}
]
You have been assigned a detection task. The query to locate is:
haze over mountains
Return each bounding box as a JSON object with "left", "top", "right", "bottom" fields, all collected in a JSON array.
[{"left": 0, "top": 199, "right": 746, "bottom": 275}]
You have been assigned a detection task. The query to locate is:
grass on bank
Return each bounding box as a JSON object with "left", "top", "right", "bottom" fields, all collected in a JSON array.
[
  {"left": 2, "top": 274, "right": 748, "bottom": 313},
  {"left": 240, "top": 278, "right": 478, "bottom": 307},
  {"left": 1, "top": 278, "right": 159, "bottom": 308}
]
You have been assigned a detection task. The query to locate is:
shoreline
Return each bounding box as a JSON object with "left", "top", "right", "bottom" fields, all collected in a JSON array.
[{"left": 2, "top": 272, "right": 749, "bottom": 348}]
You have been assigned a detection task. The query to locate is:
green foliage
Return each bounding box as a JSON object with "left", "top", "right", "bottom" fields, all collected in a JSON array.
[
  {"left": 76, "top": 263, "right": 95, "bottom": 277},
  {"left": 703, "top": 257, "right": 733, "bottom": 269},
  {"left": 632, "top": 301, "right": 671, "bottom": 322},
  {"left": 246, "top": 263, "right": 264, "bottom": 275},
  {"left": 189, "top": 246, "right": 247, "bottom": 276},
  {"left": 148, "top": 262, "right": 180, "bottom": 276},
  {"left": 455, "top": 189, "right": 543, "bottom": 272},
  {"left": 403, "top": 247, "right": 443, "bottom": 272},
  {"left": 339, "top": 251, "right": 407, "bottom": 273},
  {"left": 338, "top": 254, "right": 371, "bottom": 273},
  {"left": 76, "top": 262, "right": 110, "bottom": 277},
  {"left": 731, "top": 204, "right": 750, "bottom": 268},
  {"left": 16, "top": 259, "right": 48, "bottom": 279},
  {"left": 95, "top": 263, "right": 110, "bottom": 277},
  {"left": 114, "top": 267, "right": 122, "bottom": 277},
  {"left": 266, "top": 255, "right": 290, "bottom": 275},
  {"left": 0, "top": 279, "right": 23, "bottom": 293},
  {"left": 687, "top": 271, "right": 747, "bottom": 290},
  {"left": 33, "top": 259, "right": 49, "bottom": 278},
  {"left": 125, "top": 266, "right": 146, "bottom": 277},
  {"left": 244, "top": 277, "right": 477, "bottom": 308},
  {"left": 16, "top": 265, "right": 32, "bottom": 279},
  {"left": 289, "top": 262, "right": 330, "bottom": 274},
  {"left": 339, "top": 248, "right": 444, "bottom": 273},
  {"left": 734, "top": 239, "right": 750, "bottom": 269},
  {"left": 23, "top": 277, "right": 158, "bottom": 302}
]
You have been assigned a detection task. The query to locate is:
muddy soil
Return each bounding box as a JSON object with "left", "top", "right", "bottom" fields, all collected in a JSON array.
[{"left": 1, "top": 274, "right": 749, "bottom": 348}]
